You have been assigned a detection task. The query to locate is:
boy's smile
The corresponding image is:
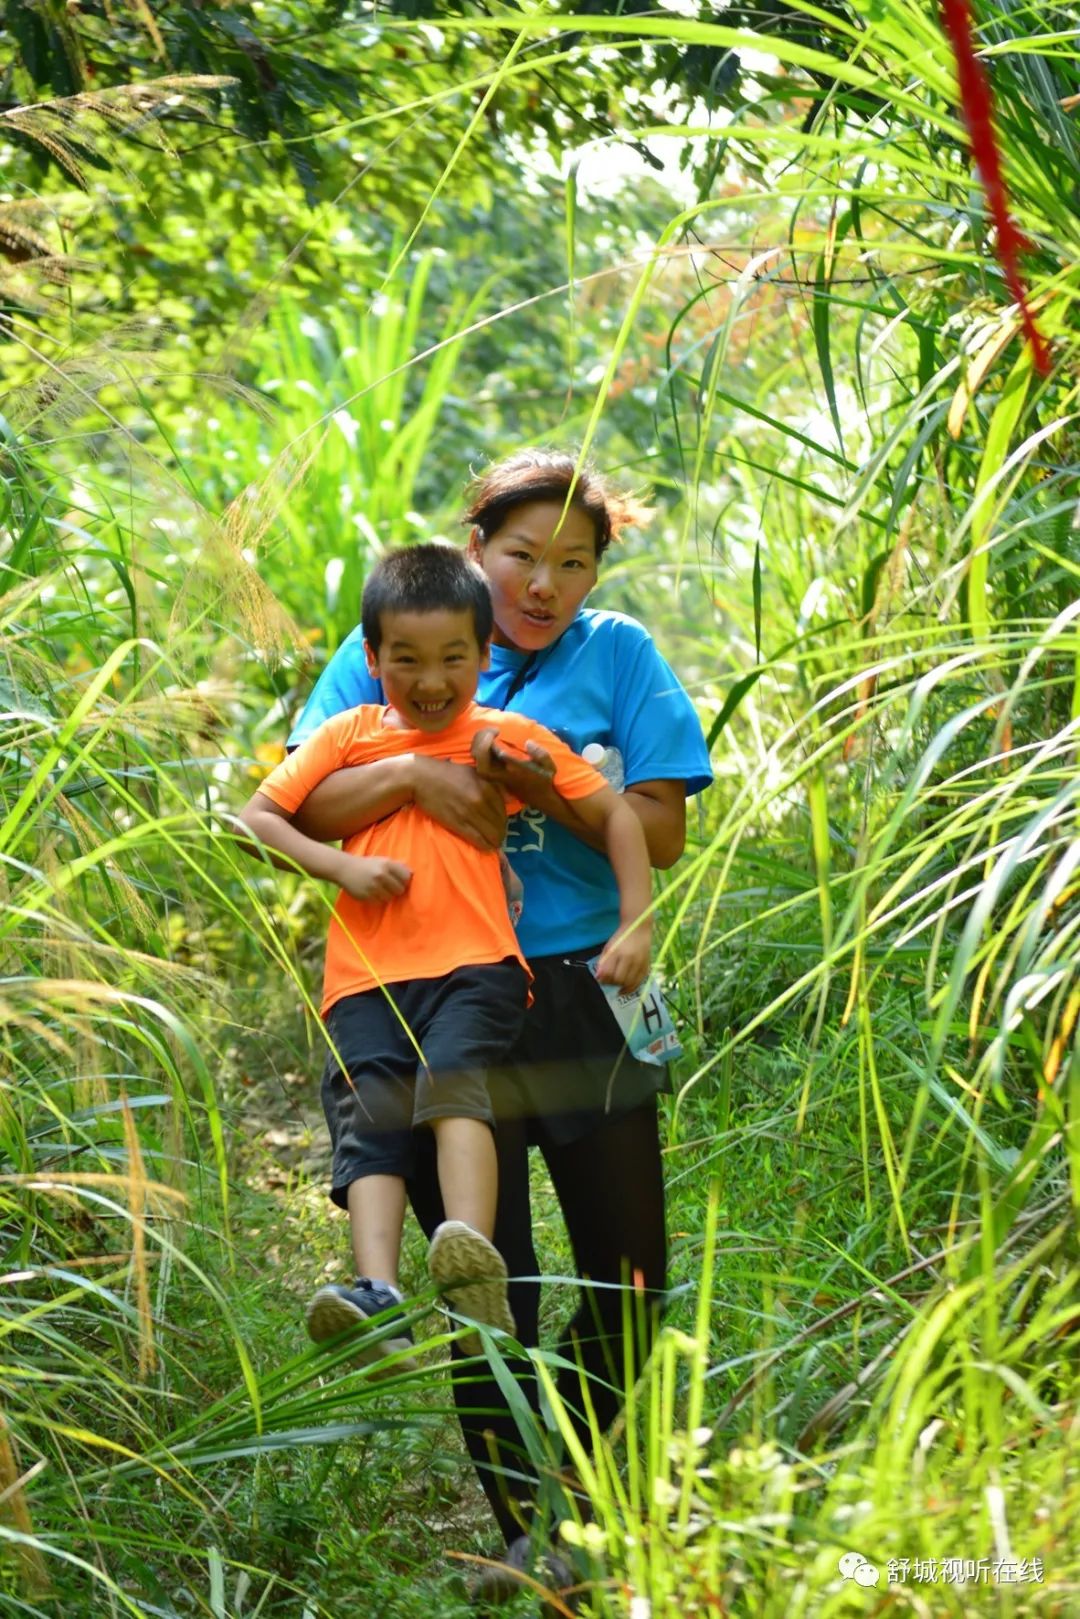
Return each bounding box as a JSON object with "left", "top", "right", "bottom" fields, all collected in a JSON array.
[{"left": 365, "top": 607, "right": 489, "bottom": 733}]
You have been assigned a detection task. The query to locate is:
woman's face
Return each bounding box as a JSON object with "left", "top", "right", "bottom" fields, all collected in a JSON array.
[{"left": 468, "top": 499, "right": 599, "bottom": 652}]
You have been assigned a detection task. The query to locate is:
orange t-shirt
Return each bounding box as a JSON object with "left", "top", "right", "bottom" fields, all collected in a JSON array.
[{"left": 259, "top": 702, "right": 605, "bottom": 1013}]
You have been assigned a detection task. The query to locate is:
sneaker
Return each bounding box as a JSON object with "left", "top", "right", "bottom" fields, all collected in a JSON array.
[
  {"left": 466, "top": 1533, "right": 579, "bottom": 1613},
  {"left": 427, "top": 1221, "right": 515, "bottom": 1351},
  {"left": 306, "top": 1278, "right": 415, "bottom": 1365}
]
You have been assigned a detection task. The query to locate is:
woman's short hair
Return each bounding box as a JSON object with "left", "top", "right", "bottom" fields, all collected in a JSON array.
[
  {"left": 463, "top": 449, "right": 653, "bottom": 556},
  {"left": 362, "top": 542, "right": 493, "bottom": 652}
]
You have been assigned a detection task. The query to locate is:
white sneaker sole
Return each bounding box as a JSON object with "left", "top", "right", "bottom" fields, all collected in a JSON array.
[
  {"left": 306, "top": 1288, "right": 415, "bottom": 1366},
  {"left": 427, "top": 1222, "right": 516, "bottom": 1351}
]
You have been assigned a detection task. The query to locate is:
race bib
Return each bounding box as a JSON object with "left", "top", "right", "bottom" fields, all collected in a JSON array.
[{"left": 587, "top": 958, "right": 683, "bottom": 1067}]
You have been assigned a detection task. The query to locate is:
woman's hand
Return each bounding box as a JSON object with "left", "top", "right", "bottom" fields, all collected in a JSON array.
[
  {"left": 412, "top": 755, "right": 508, "bottom": 851},
  {"left": 335, "top": 853, "right": 412, "bottom": 903},
  {"left": 293, "top": 756, "right": 506, "bottom": 851},
  {"left": 594, "top": 920, "right": 652, "bottom": 995},
  {"left": 471, "top": 727, "right": 558, "bottom": 810}
]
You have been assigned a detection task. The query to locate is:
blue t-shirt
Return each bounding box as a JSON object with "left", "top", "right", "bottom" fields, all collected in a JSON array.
[{"left": 290, "top": 609, "right": 712, "bottom": 958}]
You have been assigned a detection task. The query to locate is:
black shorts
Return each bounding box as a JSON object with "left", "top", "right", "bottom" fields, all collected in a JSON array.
[
  {"left": 488, "top": 944, "right": 669, "bottom": 1147},
  {"left": 321, "top": 959, "right": 529, "bottom": 1203}
]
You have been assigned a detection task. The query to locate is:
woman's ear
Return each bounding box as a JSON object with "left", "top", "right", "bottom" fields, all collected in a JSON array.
[{"left": 465, "top": 526, "right": 484, "bottom": 564}]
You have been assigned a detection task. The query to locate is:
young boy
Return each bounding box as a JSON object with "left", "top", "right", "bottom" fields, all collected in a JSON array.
[{"left": 239, "top": 544, "right": 652, "bottom": 1360}]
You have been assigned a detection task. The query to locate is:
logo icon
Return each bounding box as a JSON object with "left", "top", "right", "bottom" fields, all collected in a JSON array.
[{"left": 838, "top": 1552, "right": 880, "bottom": 1587}]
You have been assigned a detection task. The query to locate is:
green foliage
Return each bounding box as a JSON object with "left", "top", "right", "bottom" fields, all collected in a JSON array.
[
  {"left": 1, "top": 0, "right": 1078, "bottom": 1614},
  {"left": 526, "top": 1193, "right": 1074, "bottom": 1614},
  {"left": 178, "top": 257, "right": 497, "bottom": 647}
]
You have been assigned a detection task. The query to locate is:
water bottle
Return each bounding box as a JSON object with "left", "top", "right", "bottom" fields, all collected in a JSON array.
[{"left": 582, "top": 742, "right": 625, "bottom": 792}]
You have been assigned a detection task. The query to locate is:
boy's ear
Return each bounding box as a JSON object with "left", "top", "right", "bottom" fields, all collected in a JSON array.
[
  {"left": 480, "top": 638, "right": 491, "bottom": 671},
  {"left": 363, "top": 639, "right": 380, "bottom": 678}
]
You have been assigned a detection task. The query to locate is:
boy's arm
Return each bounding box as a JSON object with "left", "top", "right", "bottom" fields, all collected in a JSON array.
[
  {"left": 239, "top": 792, "right": 411, "bottom": 903},
  {"left": 569, "top": 788, "right": 654, "bottom": 993}
]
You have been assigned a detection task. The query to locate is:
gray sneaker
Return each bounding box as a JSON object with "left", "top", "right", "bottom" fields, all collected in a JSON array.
[
  {"left": 306, "top": 1278, "right": 415, "bottom": 1365},
  {"left": 467, "top": 1533, "right": 580, "bottom": 1614},
  {"left": 427, "top": 1221, "right": 515, "bottom": 1351}
]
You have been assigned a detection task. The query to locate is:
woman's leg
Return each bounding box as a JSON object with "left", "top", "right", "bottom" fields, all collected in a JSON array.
[
  {"left": 408, "top": 1113, "right": 543, "bottom": 1544},
  {"left": 538, "top": 1098, "right": 667, "bottom": 1443}
]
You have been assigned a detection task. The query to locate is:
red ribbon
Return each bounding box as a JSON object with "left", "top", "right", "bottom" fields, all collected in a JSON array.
[{"left": 939, "top": 0, "right": 1051, "bottom": 374}]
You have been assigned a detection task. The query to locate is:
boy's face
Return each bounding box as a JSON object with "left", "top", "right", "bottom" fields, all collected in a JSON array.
[{"left": 364, "top": 607, "right": 489, "bottom": 732}]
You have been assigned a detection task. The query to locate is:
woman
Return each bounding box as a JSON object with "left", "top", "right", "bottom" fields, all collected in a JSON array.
[{"left": 290, "top": 449, "right": 711, "bottom": 1562}]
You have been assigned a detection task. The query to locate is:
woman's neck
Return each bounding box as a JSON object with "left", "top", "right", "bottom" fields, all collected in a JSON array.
[{"left": 490, "top": 626, "right": 528, "bottom": 653}]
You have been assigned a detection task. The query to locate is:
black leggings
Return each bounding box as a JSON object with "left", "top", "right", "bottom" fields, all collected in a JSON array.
[{"left": 408, "top": 1098, "right": 667, "bottom": 1543}]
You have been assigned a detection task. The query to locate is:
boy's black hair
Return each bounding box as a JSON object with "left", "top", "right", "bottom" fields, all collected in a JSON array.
[{"left": 361, "top": 542, "right": 494, "bottom": 653}]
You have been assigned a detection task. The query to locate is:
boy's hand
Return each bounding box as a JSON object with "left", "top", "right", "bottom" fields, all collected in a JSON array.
[
  {"left": 594, "top": 921, "right": 652, "bottom": 996},
  {"left": 335, "top": 854, "right": 412, "bottom": 903}
]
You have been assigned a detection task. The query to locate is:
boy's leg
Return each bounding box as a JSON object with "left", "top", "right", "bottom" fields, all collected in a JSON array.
[
  {"left": 427, "top": 1114, "right": 513, "bottom": 1339},
  {"left": 415, "top": 962, "right": 529, "bottom": 1345},
  {"left": 346, "top": 1173, "right": 407, "bottom": 1286},
  {"left": 309, "top": 987, "right": 423, "bottom": 1355},
  {"left": 408, "top": 1112, "right": 543, "bottom": 1546},
  {"left": 431, "top": 1114, "right": 497, "bottom": 1236},
  {"left": 321, "top": 985, "right": 422, "bottom": 1239},
  {"left": 308, "top": 1158, "right": 413, "bottom": 1354}
]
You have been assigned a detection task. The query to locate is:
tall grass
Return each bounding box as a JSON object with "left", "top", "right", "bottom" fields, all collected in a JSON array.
[
  {"left": 175, "top": 256, "right": 496, "bottom": 647},
  {"left": 2, "top": 0, "right": 1078, "bottom": 1613},
  {"left": 0, "top": 430, "right": 488, "bottom": 1614},
  {"left": 404, "top": 3, "right": 1078, "bottom": 1608}
]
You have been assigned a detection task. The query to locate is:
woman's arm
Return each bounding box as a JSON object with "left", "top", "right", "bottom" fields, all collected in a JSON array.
[
  {"left": 291, "top": 755, "right": 508, "bottom": 851},
  {"left": 611, "top": 779, "right": 686, "bottom": 869}
]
